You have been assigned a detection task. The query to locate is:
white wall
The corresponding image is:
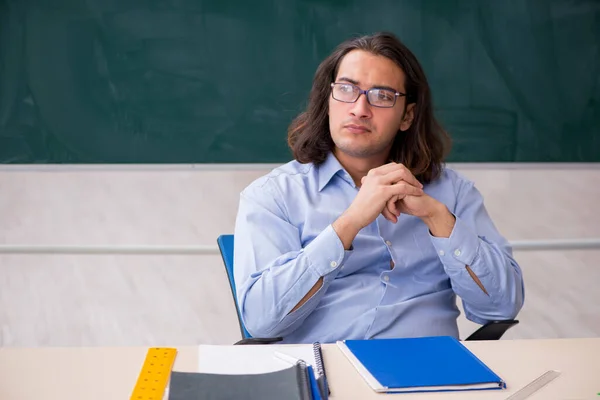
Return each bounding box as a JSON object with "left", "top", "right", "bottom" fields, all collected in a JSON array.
[{"left": 0, "top": 165, "right": 599, "bottom": 346}]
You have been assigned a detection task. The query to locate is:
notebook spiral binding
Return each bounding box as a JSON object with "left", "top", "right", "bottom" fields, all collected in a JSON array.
[
  {"left": 313, "top": 342, "right": 325, "bottom": 377},
  {"left": 294, "top": 359, "right": 311, "bottom": 400}
]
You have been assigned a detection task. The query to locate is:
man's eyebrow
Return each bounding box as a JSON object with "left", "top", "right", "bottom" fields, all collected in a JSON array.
[
  {"left": 372, "top": 84, "right": 400, "bottom": 93},
  {"left": 336, "top": 77, "right": 399, "bottom": 93},
  {"left": 337, "top": 77, "right": 359, "bottom": 85}
]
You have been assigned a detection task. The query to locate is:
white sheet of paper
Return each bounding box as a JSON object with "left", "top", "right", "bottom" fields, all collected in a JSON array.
[{"left": 197, "top": 344, "right": 317, "bottom": 375}]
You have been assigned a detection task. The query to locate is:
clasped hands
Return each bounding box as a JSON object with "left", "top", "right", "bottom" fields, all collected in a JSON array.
[{"left": 345, "top": 162, "right": 452, "bottom": 235}]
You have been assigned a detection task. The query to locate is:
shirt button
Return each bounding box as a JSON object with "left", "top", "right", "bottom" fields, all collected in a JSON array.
[
  {"left": 383, "top": 275, "right": 390, "bottom": 282},
  {"left": 454, "top": 249, "right": 461, "bottom": 256},
  {"left": 385, "top": 240, "right": 392, "bottom": 246},
  {"left": 439, "top": 250, "right": 445, "bottom": 256},
  {"left": 330, "top": 261, "right": 338, "bottom": 268}
]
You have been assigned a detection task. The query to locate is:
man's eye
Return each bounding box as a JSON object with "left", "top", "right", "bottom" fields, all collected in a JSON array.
[{"left": 378, "top": 91, "right": 393, "bottom": 101}]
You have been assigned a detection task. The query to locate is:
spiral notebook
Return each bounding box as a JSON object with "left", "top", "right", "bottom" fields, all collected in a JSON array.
[
  {"left": 337, "top": 336, "right": 506, "bottom": 393},
  {"left": 169, "top": 359, "right": 319, "bottom": 400},
  {"left": 274, "top": 343, "right": 329, "bottom": 399},
  {"left": 196, "top": 343, "right": 320, "bottom": 377},
  {"left": 167, "top": 343, "right": 326, "bottom": 400}
]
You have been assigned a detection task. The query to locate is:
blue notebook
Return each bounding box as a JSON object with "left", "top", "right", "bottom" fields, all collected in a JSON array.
[{"left": 337, "top": 336, "right": 506, "bottom": 393}]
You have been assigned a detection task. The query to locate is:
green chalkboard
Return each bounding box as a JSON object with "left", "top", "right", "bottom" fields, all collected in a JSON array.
[{"left": 1, "top": 0, "right": 599, "bottom": 163}]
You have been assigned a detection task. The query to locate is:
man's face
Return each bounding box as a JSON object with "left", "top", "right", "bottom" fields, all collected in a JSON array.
[{"left": 328, "top": 50, "right": 414, "bottom": 160}]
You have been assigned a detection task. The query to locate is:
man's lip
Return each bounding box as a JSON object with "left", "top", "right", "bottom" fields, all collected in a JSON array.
[{"left": 344, "top": 124, "right": 370, "bottom": 132}]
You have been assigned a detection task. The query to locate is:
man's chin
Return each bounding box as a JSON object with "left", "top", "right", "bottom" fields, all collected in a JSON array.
[{"left": 334, "top": 144, "right": 386, "bottom": 159}]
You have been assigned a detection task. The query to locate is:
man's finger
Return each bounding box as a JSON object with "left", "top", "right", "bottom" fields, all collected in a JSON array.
[
  {"left": 382, "top": 206, "right": 398, "bottom": 223},
  {"left": 382, "top": 167, "right": 422, "bottom": 189},
  {"left": 388, "top": 181, "right": 424, "bottom": 197},
  {"left": 386, "top": 196, "right": 400, "bottom": 216},
  {"left": 367, "top": 162, "right": 399, "bottom": 176}
]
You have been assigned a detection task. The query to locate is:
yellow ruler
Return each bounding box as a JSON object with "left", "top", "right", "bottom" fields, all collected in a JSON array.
[{"left": 130, "top": 347, "right": 178, "bottom": 400}]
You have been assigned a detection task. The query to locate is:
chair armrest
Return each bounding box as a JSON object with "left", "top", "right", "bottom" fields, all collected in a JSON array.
[
  {"left": 464, "top": 319, "right": 519, "bottom": 341},
  {"left": 234, "top": 337, "right": 284, "bottom": 345}
]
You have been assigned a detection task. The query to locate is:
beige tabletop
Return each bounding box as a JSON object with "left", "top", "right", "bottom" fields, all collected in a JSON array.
[{"left": 0, "top": 338, "right": 598, "bottom": 399}]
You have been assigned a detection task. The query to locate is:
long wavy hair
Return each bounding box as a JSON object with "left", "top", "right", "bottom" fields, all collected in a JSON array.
[{"left": 287, "top": 32, "right": 451, "bottom": 183}]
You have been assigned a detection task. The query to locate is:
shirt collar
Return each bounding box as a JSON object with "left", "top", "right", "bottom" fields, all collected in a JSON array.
[{"left": 317, "top": 152, "right": 351, "bottom": 191}]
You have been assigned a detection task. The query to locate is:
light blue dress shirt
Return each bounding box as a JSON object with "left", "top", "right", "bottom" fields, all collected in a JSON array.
[{"left": 233, "top": 152, "right": 525, "bottom": 344}]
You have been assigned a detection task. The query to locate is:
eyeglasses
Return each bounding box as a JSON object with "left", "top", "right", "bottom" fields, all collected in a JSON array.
[{"left": 330, "top": 82, "right": 407, "bottom": 108}]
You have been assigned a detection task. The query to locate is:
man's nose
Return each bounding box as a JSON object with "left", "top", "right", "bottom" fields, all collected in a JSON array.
[{"left": 349, "top": 93, "right": 373, "bottom": 119}]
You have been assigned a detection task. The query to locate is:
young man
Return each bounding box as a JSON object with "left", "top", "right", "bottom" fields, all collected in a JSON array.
[{"left": 233, "top": 32, "right": 524, "bottom": 344}]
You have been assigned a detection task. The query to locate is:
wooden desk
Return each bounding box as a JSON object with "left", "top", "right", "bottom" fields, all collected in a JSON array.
[{"left": 0, "top": 338, "right": 598, "bottom": 399}]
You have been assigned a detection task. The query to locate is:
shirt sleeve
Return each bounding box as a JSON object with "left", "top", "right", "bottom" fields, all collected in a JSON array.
[
  {"left": 233, "top": 179, "right": 352, "bottom": 338},
  {"left": 428, "top": 178, "right": 525, "bottom": 325}
]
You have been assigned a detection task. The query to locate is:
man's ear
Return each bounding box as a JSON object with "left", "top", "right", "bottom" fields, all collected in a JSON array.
[{"left": 399, "top": 103, "right": 415, "bottom": 131}]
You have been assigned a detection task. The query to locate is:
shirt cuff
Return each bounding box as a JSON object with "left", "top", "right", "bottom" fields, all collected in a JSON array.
[
  {"left": 429, "top": 216, "right": 480, "bottom": 270},
  {"left": 304, "top": 224, "right": 352, "bottom": 278}
]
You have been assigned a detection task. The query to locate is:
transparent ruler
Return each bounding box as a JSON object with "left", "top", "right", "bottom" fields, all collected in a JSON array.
[{"left": 505, "top": 370, "right": 561, "bottom": 400}]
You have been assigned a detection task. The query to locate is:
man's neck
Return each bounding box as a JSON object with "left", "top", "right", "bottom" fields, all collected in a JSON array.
[{"left": 333, "top": 149, "right": 390, "bottom": 187}]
